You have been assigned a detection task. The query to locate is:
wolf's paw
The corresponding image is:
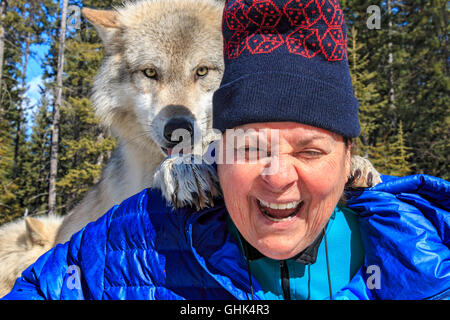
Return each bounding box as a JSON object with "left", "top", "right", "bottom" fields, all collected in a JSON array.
[
  {"left": 152, "top": 154, "right": 222, "bottom": 210},
  {"left": 347, "top": 155, "right": 382, "bottom": 188}
]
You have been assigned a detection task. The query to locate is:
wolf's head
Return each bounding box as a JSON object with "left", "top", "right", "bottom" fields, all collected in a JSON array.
[
  {"left": 83, "top": 0, "right": 224, "bottom": 156},
  {"left": 0, "top": 215, "right": 63, "bottom": 296}
]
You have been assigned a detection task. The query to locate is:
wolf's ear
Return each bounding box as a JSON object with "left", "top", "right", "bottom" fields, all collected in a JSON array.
[
  {"left": 82, "top": 8, "right": 120, "bottom": 47},
  {"left": 25, "top": 217, "right": 47, "bottom": 246}
]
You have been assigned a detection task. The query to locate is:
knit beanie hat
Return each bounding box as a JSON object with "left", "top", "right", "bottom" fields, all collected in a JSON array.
[{"left": 212, "top": 0, "right": 360, "bottom": 138}]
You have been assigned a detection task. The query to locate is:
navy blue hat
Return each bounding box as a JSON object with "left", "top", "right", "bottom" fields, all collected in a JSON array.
[{"left": 212, "top": 0, "right": 360, "bottom": 138}]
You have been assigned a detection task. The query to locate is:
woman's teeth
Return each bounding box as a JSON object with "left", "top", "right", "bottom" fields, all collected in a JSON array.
[
  {"left": 258, "top": 199, "right": 301, "bottom": 210},
  {"left": 257, "top": 199, "right": 303, "bottom": 222}
]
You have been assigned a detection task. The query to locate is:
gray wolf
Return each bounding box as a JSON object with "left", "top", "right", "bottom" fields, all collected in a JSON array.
[
  {"left": 0, "top": 215, "right": 63, "bottom": 297},
  {"left": 0, "top": 0, "right": 381, "bottom": 296},
  {"left": 0, "top": 0, "right": 225, "bottom": 296},
  {"left": 55, "top": 0, "right": 226, "bottom": 244}
]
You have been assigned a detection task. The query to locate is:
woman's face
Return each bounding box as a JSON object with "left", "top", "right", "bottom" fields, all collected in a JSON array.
[{"left": 217, "top": 122, "right": 351, "bottom": 260}]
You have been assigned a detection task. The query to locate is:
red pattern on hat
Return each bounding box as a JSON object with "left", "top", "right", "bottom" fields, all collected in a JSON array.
[{"left": 224, "top": 0, "right": 347, "bottom": 61}]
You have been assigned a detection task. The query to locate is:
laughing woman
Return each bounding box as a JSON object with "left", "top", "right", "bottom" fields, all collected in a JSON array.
[{"left": 3, "top": 0, "right": 449, "bottom": 300}]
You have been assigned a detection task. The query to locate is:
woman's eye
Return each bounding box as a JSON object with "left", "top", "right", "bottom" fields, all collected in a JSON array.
[
  {"left": 196, "top": 66, "right": 209, "bottom": 78},
  {"left": 297, "top": 150, "right": 323, "bottom": 157},
  {"left": 143, "top": 68, "right": 157, "bottom": 79}
]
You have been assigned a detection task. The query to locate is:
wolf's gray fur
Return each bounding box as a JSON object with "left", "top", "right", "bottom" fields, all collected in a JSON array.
[
  {"left": 0, "top": 0, "right": 381, "bottom": 297},
  {"left": 0, "top": 215, "right": 63, "bottom": 297},
  {"left": 55, "top": 0, "right": 225, "bottom": 244}
]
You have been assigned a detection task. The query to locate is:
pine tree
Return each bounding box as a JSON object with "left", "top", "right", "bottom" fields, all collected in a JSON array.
[
  {"left": 53, "top": 1, "right": 117, "bottom": 214},
  {"left": 11, "top": 0, "right": 53, "bottom": 180},
  {"left": 347, "top": 26, "right": 387, "bottom": 158},
  {"left": 341, "top": 1, "right": 448, "bottom": 179},
  {"left": 393, "top": 121, "right": 413, "bottom": 176},
  {"left": 45, "top": 0, "right": 120, "bottom": 215},
  {"left": 18, "top": 0, "right": 121, "bottom": 217},
  {"left": 0, "top": 110, "right": 18, "bottom": 223},
  {"left": 396, "top": 0, "right": 449, "bottom": 179},
  {"left": 21, "top": 97, "right": 52, "bottom": 216},
  {"left": 0, "top": 0, "right": 57, "bottom": 223},
  {"left": 0, "top": 0, "right": 29, "bottom": 222},
  {"left": 370, "top": 121, "right": 413, "bottom": 176}
]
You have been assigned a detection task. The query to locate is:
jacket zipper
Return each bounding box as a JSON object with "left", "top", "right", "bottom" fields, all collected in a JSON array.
[{"left": 280, "top": 260, "right": 291, "bottom": 300}]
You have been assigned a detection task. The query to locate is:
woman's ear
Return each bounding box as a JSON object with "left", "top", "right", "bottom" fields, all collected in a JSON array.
[
  {"left": 344, "top": 142, "right": 352, "bottom": 179},
  {"left": 82, "top": 8, "right": 120, "bottom": 49}
]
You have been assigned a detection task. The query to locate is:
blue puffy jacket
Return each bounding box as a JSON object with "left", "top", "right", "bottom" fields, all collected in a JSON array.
[{"left": 2, "top": 174, "right": 449, "bottom": 300}]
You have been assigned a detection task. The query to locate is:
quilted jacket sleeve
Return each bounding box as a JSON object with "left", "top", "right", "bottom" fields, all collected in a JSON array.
[
  {"left": 334, "top": 174, "right": 450, "bottom": 300},
  {"left": 2, "top": 204, "right": 117, "bottom": 300}
]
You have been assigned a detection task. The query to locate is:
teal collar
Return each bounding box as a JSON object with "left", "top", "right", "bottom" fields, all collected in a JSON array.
[{"left": 227, "top": 215, "right": 324, "bottom": 265}]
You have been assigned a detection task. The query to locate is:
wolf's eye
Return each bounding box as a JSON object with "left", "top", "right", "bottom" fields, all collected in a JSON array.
[
  {"left": 143, "top": 68, "right": 157, "bottom": 79},
  {"left": 196, "top": 66, "right": 209, "bottom": 78}
]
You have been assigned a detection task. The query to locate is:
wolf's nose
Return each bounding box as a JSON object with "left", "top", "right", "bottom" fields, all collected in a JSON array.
[{"left": 163, "top": 118, "right": 194, "bottom": 144}]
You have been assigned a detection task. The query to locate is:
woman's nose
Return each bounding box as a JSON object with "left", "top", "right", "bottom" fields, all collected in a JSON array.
[{"left": 260, "top": 156, "right": 298, "bottom": 193}]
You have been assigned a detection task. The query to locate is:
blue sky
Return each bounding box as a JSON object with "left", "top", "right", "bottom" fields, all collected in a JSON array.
[
  {"left": 23, "top": 1, "right": 78, "bottom": 135},
  {"left": 23, "top": 42, "right": 50, "bottom": 136},
  {"left": 26, "top": 41, "right": 50, "bottom": 104}
]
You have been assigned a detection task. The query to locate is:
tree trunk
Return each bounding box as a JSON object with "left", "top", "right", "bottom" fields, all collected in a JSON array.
[
  {"left": 387, "top": 0, "right": 396, "bottom": 127},
  {"left": 48, "top": 0, "right": 69, "bottom": 216},
  {"left": 441, "top": 0, "right": 448, "bottom": 73},
  {"left": 0, "top": 0, "right": 7, "bottom": 101}
]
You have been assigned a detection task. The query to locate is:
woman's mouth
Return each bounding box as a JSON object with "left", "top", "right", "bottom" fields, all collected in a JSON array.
[{"left": 256, "top": 198, "right": 303, "bottom": 222}]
